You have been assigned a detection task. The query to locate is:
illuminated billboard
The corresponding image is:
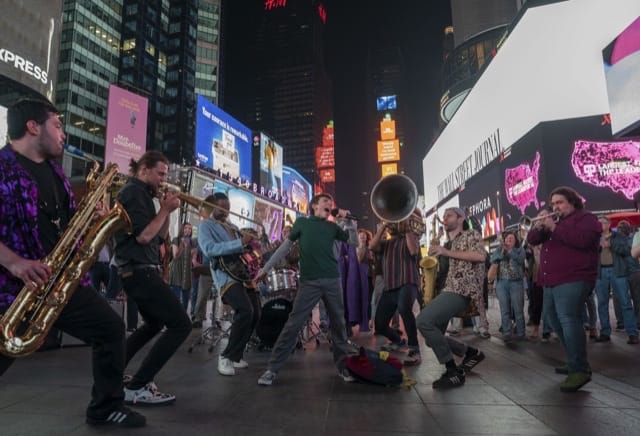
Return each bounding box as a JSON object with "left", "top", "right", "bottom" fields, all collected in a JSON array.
[
  {"left": 381, "top": 163, "right": 397, "bottom": 177},
  {"left": 105, "top": 85, "right": 148, "bottom": 172},
  {"left": 377, "top": 139, "right": 400, "bottom": 163},
  {"left": 282, "top": 165, "right": 312, "bottom": 214},
  {"left": 0, "top": 1, "right": 62, "bottom": 100},
  {"left": 380, "top": 119, "right": 396, "bottom": 140},
  {"left": 259, "top": 132, "right": 283, "bottom": 194},
  {"left": 376, "top": 95, "right": 397, "bottom": 111},
  {"left": 0, "top": 104, "right": 7, "bottom": 147},
  {"left": 253, "top": 198, "right": 284, "bottom": 242},
  {"left": 195, "top": 95, "right": 252, "bottom": 181},
  {"left": 603, "top": 16, "right": 640, "bottom": 136},
  {"left": 422, "top": 1, "right": 640, "bottom": 210},
  {"left": 315, "top": 146, "right": 334, "bottom": 168}
]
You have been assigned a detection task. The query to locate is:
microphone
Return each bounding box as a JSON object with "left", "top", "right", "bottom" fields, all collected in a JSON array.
[{"left": 331, "top": 208, "right": 358, "bottom": 221}]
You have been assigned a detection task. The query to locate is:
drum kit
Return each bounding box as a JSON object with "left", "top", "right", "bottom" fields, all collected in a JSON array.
[{"left": 255, "top": 268, "right": 299, "bottom": 349}]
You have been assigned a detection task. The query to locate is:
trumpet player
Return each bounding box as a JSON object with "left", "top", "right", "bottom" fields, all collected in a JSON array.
[
  {"left": 416, "top": 207, "right": 487, "bottom": 389},
  {"left": 114, "top": 150, "right": 192, "bottom": 406},
  {"left": 0, "top": 98, "right": 145, "bottom": 427},
  {"left": 526, "top": 186, "right": 601, "bottom": 393},
  {"left": 369, "top": 215, "right": 422, "bottom": 366}
]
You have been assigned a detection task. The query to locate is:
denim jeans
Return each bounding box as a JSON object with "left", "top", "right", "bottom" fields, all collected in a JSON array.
[
  {"left": 543, "top": 281, "right": 591, "bottom": 373},
  {"left": 595, "top": 267, "right": 638, "bottom": 337},
  {"left": 171, "top": 285, "right": 190, "bottom": 310},
  {"left": 583, "top": 291, "right": 597, "bottom": 329},
  {"left": 496, "top": 279, "right": 525, "bottom": 337}
]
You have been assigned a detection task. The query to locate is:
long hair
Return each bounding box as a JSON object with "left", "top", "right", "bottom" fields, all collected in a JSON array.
[
  {"left": 549, "top": 186, "right": 583, "bottom": 210},
  {"left": 129, "top": 150, "right": 169, "bottom": 176}
]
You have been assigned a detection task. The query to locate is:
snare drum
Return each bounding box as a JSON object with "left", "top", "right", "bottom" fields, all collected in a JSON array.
[{"left": 266, "top": 269, "right": 298, "bottom": 294}]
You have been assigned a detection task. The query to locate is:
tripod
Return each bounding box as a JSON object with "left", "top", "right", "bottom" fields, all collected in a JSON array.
[{"left": 187, "top": 294, "right": 232, "bottom": 353}]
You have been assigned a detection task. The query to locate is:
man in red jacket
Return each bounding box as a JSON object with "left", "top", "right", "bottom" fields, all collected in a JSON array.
[{"left": 527, "top": 186, "right": 601, "bottom": 393}]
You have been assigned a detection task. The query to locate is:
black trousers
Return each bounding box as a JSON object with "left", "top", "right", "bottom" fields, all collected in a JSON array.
[
  {"left": 0, "top": 285, "right": 127, "bottom": 419},
  {"left": 221, "top": 282, "right": 261, "bottom": 362},
  {"left": 121, "top": 268, "right": 192, "bottom": 389}
]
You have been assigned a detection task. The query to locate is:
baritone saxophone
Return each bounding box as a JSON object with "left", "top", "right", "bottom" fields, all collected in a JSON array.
[
  {"left": 420, "top": 215, "right": 443, "bottom": 306},
  {"left": 0, "top": 162, "right": 131, "bottom": 357}
]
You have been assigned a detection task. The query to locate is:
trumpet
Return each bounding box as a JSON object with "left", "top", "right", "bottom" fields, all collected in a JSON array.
[
  {"left": 161, "top": 183, "right": 267, "bottom": 240},
  {"left": 519, "top": 211, "right": 560, "bottom": 232}
]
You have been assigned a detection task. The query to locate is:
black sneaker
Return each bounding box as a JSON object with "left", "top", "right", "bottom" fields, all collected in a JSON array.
[
  {"left": 460, "top": 350, "right": 485, "bottom": 372},
  {"left": 432, "top": 368, "right": 465, "bottom": 389},
  {"left": 86, "top": 406, "right": 146, "bottom": 428}
]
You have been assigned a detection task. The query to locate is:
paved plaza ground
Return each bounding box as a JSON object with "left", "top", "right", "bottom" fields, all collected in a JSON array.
[{"left": 1, "top": 297, "right": 640, "bottom": 435}]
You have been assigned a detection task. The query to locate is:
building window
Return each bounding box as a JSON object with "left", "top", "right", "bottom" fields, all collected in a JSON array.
[{"left": 123, "top": 38, "right": 136, "bottom": 51}]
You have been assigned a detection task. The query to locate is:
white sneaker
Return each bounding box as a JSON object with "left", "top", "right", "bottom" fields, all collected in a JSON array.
[
  {"left": 233, "top": 359, "right": 249, "bottom": 369},
  {"left": 258, "top": 370, "right": 276, "bottom": 386},
  {"left": 124, "top": 382, "right": 176, "bottom": 406},
  {"left": 218, "top": 356, "right": 235, "bottom": 376},
  {"left": 339, "top": 368, "right": 355, "bottom": 382}
]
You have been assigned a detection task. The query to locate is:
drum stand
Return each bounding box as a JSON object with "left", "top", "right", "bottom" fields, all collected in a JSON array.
[{"left": 188, "top": 294, "right": 232, "bottom": 353}]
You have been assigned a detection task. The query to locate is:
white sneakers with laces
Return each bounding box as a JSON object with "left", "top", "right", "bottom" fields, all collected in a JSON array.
[
  {"left": 218, "top": 356, "right": 236, "bottom": 376},
  {"left": 124, "top": 382, "right": 176, "bottom": 406},
  {"left": 233, "top": 359, "right": 249, "bottom": 369}
]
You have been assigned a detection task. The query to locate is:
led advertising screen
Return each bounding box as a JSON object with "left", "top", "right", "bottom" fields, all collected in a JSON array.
[
  {"left": 259, "top": 132, "right": 283, "bottom": 194},
  {"left": 0, "top": 104, "right": 7, "bottom": 147},
  {"left": 195, "top": 95, "right": 252, "bottom": 181},
  {"left": 253, "top": 198, "right": 284, "bottom": 243},
  {"left": 499, "top": 129, "right": 546, "bottom": 228},
  {"left": 283, "top": 208, "right": 298, "bottom": 228},
  {"left": 0, "top": 0, "right": 62, "bottom": 100},
  {"left": 282, "top": 165, "right": 312, "bottom": 214},
  {"left": 458, "top": 164, "right": 504, "bottom": 238},
  {"left": 376, "top": 95, "right": 397, "bottom": 111},
  {"left": 603, "top": 16, "right": 640, "bottom": 136},
  {"left": 227, "top": 188, "right": 256, "bottom": 231},
  {"left": 105, "top": 85, "right": 148, "bottom": 172},
  {"left": 542, "top": 115, "right": 637, "bottom": 213}
]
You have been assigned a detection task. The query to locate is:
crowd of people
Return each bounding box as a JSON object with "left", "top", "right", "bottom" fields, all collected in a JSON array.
[{"left": 1, "top": 97, "right": 639, "bottom": 429}]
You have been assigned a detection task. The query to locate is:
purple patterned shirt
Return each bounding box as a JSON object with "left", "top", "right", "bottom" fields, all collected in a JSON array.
[{"left": 0, "top": 145, "right": 86, "bottom": 313}]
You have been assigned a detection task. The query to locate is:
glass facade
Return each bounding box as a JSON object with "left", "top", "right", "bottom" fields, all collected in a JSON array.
[
  {"left": 55, "top": 0, "right": 122, "bottom": 177},
  {"left": 195, "top": 0, "right": 221, "bottom": 103}
]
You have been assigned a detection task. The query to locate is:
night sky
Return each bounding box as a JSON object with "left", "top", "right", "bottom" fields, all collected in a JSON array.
[
  {"left": 223, "top": 0, "right": 452, "bottom": 230},
  {"left": 325, "top": 0, "right": 451, "bottom": 228}
]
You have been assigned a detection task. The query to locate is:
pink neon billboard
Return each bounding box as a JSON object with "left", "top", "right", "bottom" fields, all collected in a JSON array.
[
  {"left": 504, "top": 151, "right": 541, "bottom": 214},
  {"left": 105, "top": 84, "right": 148, "bottom": 172},
  {"left": 571, "top": 139, "right": 640, "bottom": 200}
]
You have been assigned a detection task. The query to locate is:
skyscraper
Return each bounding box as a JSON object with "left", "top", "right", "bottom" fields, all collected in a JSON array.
[
  {"left": 55, "top": 0, "right": 122, "bottom": 176},
  {"left": 223, "top": 0, "right": 332, "bottom": 185}
]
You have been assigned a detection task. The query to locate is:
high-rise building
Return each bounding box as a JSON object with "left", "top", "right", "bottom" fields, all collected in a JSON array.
[
  {"left": 53, "top": 0, "right": 221, "bottom": 171},
  {"left": 118, "top": 0, "right": 198, "bottom": 164},
  {"left": 223, "top": 0, "right": 332, "bottom": 186},
  {"left": 195, "top": 0, "right": 221, "bottom": 104},
  {"left": 440, "top": 0, "right": 523, "bottom": 124},
  {"left": 55, "top": 0, "right": 122, "bottom": 176}
]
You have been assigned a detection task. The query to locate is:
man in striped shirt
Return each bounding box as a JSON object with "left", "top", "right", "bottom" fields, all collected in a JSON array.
[{"left": 369, "top": 216, "right": 421, "bottom": 365}]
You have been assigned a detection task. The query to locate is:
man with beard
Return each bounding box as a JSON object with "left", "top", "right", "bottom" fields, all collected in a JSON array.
[{"left": 416, "top": 207, "right": 487, "bottom": 389}]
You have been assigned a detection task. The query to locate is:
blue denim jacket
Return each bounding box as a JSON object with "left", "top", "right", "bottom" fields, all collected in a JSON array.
[
  {"left": 197, "top": 219, "right": 246, "bottom": 293},
  {"left": 598, "top": 232, "right": 638, "bottom": 278},
  {"left": 490, "top": 246, "right": 525, "bottom": 281}
]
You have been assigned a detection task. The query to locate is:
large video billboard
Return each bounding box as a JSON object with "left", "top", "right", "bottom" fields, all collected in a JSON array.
[
  {"left": 0, "top": 104, "right": 7, "bottom": 147},
  {"left": 0, "top": 1, "right": 62, "bottom": 100},
  {"left": 259, "top": 132, "right": 283, "bottom": 194},
  {"left": 195, "top": 95, "right": 252, "bottom": 182},
  {"left": 282, "top": 165, "right": 312, "bottom": 214},
  {"left": 105, "top": 85, "right": 148, "bottom": 172},
  {"left": 603, "top": 15, "right": 640, "bottom": 136}
]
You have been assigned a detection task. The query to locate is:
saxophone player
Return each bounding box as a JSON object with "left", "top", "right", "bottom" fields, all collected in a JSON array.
[
  {"left": 0, "top": 98, "right": 146, "bottom": 427},
  {"left": 416, "top": 207, "right": 487, "bottom": 389}
]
